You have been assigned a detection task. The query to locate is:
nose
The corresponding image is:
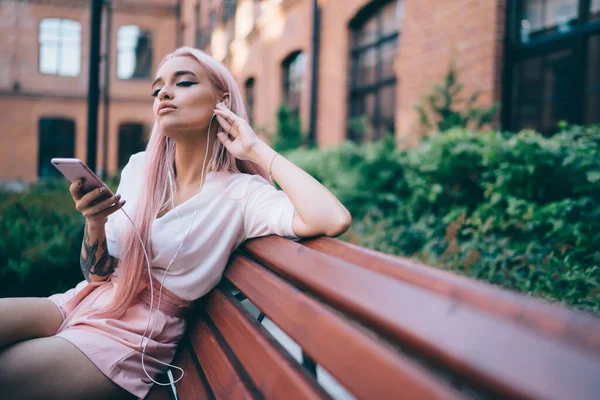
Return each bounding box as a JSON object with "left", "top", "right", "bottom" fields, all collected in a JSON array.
[{"left": 158, "top": 87, "right": 173, "bottom": 101}]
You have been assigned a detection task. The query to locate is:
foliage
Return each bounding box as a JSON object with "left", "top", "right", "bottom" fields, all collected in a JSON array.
[
  {"left": 0, "top": 177, "right": 119, "bottom": 298},
  {"left": 415, "top": 64, "right": 498, "bottom": 132},
  {"left": 286, "top": 125, "right": 600, "bottom": 313},
  {"left": 270, "top": 104, "right": 305, "bottom": 152},
  {"left": 347, "top": 115, "right": 370, "bottom": 142}
]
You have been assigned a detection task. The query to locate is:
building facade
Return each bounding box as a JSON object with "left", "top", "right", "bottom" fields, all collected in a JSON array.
[
  {"left": 1, "top": 0, "right": 599, "bottom": 182},
  {"left": 0, "top": 0, "right": 178, "bottom": 181}
]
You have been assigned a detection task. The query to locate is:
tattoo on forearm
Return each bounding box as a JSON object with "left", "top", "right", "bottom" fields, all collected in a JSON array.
[{"left": 81, "top": 225, "right": 116, "bottom": 281}]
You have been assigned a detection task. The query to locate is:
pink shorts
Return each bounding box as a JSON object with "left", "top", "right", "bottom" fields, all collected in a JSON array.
[{"left": 47, "top": 269, "right": 192, "bottom": 399}]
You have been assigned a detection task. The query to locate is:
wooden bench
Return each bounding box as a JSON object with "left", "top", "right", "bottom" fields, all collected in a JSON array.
[{"left": 146, "top": 235, "right": 600, "bottom": 400}]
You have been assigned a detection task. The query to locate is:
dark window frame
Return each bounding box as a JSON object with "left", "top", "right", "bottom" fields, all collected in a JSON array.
[
  {"left": 503, "top": 0, "right": 600, "bottom": 133},
  {"left": 348, "top": 0, "right": 401, "bottom": 142},
  {"left": 117, "top": 122, "right": 147, "bottom": 170},
  {"left": 281, "top": 50, "right": 305, "bottom": 117},
  {"left": 38, "top": 117, "right": 76, "bottom": 179},
  {"left": 116, "top": 25, "right": 153, "bottom": 81},
  {"left": 245, "top": 77, "right": 256, "bottom": 123},
  {"left": 204, "top": 8, "right": 216, "bottom": 49},
  {"left": 195, "top": 1, "right": 202, "bottom": 48},
  {"left": 222, "top": 0, "right": 236, "bottom": 22}
]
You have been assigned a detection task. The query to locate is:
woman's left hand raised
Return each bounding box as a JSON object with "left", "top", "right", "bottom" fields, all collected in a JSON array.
[{"left": 213, "top": 102, "right": 261, "bottom": 161}]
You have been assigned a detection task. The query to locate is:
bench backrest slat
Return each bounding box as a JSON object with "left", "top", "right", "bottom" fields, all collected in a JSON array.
[
  {"left": 188, "top": 317, "right": 255, "bottom": 399},
  {"left": 169, "top": 340, "right": 212, "bottom": 400},
  {"left": 303, "top": 238, "right": 600, "bottom": 354},
  {"left": 226, "top": 254, "right": 463, "bottom": 400},
  {"left": 205, "top": 288, "right": 331, "bottom": 399}
]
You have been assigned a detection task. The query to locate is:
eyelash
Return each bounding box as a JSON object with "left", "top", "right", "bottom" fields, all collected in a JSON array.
[{"left": 151, "top": 81, "right": 197, "bottom": 97}]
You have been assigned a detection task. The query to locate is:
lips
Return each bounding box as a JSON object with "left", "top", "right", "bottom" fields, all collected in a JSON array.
[
  {"left": 158, "top": 106, "right": 177, "bottom": 115},
  {"left": 157, "top": 103, "right": 177, "bottom": 115}
]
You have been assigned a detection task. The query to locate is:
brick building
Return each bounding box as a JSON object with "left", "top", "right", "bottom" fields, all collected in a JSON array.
[{"left": 1, "top": 0, "right": 599, "bottom": 182}]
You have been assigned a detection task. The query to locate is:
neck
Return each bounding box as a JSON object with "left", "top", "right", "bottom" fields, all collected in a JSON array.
[{"left": 173, "top": 124, "right": 216, "bottom": 186}]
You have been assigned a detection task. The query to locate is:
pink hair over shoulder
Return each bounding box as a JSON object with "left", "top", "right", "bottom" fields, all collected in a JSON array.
[{"left": 94, "top": 47, "right": 269, "bottom": 319}]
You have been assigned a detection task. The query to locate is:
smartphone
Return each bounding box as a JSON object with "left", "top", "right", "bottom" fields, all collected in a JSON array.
[{"left": 51, "top": 158, "right": 109, "bottom": 195}]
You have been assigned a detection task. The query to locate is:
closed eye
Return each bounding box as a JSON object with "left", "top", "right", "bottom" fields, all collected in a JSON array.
[{"left": 150, "top": 81, "right": 198, "bottom": 97}]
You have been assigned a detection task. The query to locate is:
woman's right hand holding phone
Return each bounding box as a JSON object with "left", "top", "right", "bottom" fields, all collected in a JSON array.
[{"left": 69, "top": 179, "right": 126, "bottom": 228}]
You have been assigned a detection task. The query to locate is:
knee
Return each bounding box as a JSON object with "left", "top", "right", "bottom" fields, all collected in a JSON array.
[{"left": 0, "top": 345, "right": 24, "bottom": 391}]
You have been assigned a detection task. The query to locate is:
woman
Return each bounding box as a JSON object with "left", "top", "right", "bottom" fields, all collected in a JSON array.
[{"left": 0, "top": 47, "right": 351, "bottom": 400}]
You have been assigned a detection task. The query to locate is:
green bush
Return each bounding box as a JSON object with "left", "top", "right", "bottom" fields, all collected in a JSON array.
[
  {"left": 0, "top": 177, "right": 119, "bottom": 298},
  {"left": 415, "top": 64, "right": 498, "bottom": 132},
  {"left": 270, "top": 104, "right": 305, "bottom": 152},
  {"left": 285, "top": 125, "right": 600, "bottom": 313}
]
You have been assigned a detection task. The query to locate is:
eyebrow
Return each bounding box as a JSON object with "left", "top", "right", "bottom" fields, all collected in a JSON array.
[{"left": 152, "top": 70, "right": 197, "bottom": 88}]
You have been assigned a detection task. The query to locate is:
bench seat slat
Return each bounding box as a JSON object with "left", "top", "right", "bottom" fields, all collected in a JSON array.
[
  {"left": 205, "top": 288, "right": 331, "bottom": 400},
  {"left": 240, "top": 239, "right": 600, "bottom": 400},
  {"left": 171, "top": 341, "right": 212, "bottom": 400},
  {"left": 188, "top": 317, "right": 255, "bottom": 399},
  {"left": 226, "top": 255, "right": 464, "bottom": 400}
]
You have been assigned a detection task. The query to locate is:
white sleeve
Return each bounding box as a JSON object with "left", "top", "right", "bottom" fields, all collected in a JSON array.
[
  {"left": 242, "top": 174, "right": 300, "bottom": 241},
  {"left": 105, "top": 151, "right": 146, "bottom": 257}
]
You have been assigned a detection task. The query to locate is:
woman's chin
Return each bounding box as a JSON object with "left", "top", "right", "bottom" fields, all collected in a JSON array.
[
  {"left": 158, "top": 120, "right": 184, "bottom": 137},
  {"left": 159, "top": 123, "right": 209, "bottom": 141}
]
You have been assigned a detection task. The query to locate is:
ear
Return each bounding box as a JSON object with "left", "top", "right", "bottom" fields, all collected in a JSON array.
[{"left": 220, "top": 93, "right": 231, "bottom": 109}]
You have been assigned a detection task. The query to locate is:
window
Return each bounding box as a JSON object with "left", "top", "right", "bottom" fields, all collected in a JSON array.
[
  {"left": 38, "top": 117, "right": 75, "bottom": 178},
  {"left": 281, "top": 51, "right": 305, "bottom": 117},
  {"left": 245, "top": 77, "right": 255, "bottom": 123},
  {"left": 39, "top": 18, "right": 81, "bottom": 77},
  {"left": 591, "top": 0, "right": 600, "bottom": 20},
  {"left": 504, "top": 0, "right": 600, "bottom": 134},
  {"left": 117, "top": 26, "right": 152, "bottom": 80},
  {"left": 520, "top": 0, "right": 578, "bottom": 43},
  {"left": 118, "top": 123, "right": 147, "bottom": 169},
  {"left": 203, "top": 8, "right": 216, "bottom": 49},
  {"left": 223, "top": 0, "right": 236, "bottom": 22},
  {"left": 585, "top": 34, "right": 600, "bottom": 124},
  {"left": 195, "top": 1, "right": 202, "bottom": 48},
  {"left": 511, "top": 50, "right": 574, "bottom": 133},
  {"left": 349, "top": 0, "right": 402, "bottom": 142}
]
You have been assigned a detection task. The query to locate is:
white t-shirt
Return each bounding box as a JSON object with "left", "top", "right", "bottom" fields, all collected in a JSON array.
[{"left": 105, "top": 151, "right": 299, "bottom": 301}]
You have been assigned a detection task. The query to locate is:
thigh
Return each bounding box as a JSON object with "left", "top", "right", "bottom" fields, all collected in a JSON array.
[
  {"left": 0, "top": 298, "right": 64, "bottom": 350},
  {"left": 0, "top": 336, "right": 135, "bottom": 400}
]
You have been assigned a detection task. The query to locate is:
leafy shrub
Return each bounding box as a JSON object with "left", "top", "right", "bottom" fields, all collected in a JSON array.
[
  {"left": 286, "top": 125, "right": 600, "bottom": 313},
  {"left": 415, "top": 64, "right": 498, "bottom": 132},
  {"left": 0, "top": 177, "right": 119, "bottom": 298},
  {"left": 270, "top": 104, "right": 305, "bottom": 152}
]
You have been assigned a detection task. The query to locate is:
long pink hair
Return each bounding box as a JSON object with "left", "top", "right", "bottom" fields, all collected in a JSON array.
[{"left": 94, "top": 47, "right": 269, "bottom": 319}]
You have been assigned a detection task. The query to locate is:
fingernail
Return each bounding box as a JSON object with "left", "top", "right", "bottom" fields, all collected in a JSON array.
[
  {"left": 114, "top": 194, "right": 121, "bottom": 200},
  {"left": 99, "top": 187, "right": 106, "bottom": 193},
  {"left": 120, "top": 199, "right": 126, "bottom": 205},
  {"left": 78, "top": 179, "right": 83, "bottom": 186}
]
